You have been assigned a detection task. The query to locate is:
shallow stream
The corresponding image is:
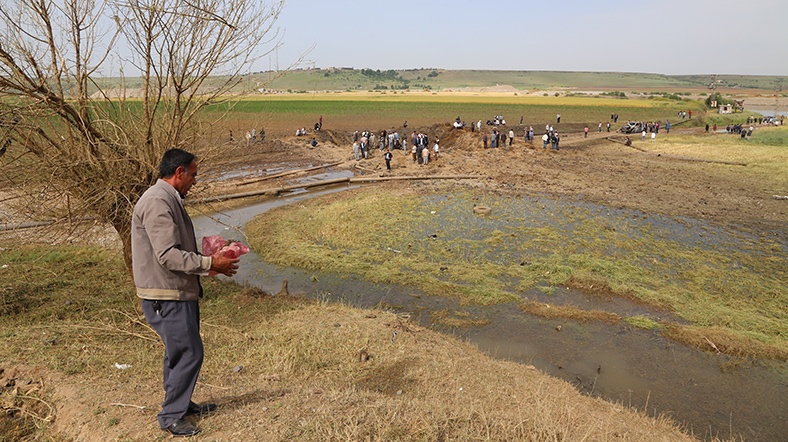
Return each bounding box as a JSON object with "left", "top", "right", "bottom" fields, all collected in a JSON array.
[{"left": 193, "top": 186, "right": 786, "bottom": 442}]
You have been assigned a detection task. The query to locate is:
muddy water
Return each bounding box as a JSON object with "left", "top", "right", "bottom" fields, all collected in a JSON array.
[{"left": 192, "top": 189, "right": 787, "bottom": 442}]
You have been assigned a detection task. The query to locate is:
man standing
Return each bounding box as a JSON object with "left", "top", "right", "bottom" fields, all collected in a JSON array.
[
  {"left": 384, "top": 148, "right": 393, "bottom": 170},
  {"left": 421, "top": 145, "right": 430, "bottom": 165},
  {"left": 132, "top": 148, "right": 239, "bottom": 437}
]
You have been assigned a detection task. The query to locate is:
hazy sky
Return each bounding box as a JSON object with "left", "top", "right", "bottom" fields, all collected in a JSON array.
[{"left": 262, "top": 0, "right": 788, "bottom": 76}]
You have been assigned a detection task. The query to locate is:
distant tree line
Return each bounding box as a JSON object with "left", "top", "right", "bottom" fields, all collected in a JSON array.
[{"left": 361, "top": 69, "right": 401, "bottom": 81}]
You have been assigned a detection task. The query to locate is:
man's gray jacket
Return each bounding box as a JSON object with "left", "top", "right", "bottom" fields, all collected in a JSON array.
[{"left": 132, "top": 179, "right": 211, "bottom": 301}]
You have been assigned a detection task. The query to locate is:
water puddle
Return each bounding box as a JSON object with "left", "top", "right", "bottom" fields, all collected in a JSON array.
[{"left": 192, "top": 190, "right": 787, "bottom": 442}]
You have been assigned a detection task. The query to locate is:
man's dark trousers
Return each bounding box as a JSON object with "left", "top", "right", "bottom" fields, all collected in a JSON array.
[{"left": 142, "top": 299, "right": 203, "bottom": 428}]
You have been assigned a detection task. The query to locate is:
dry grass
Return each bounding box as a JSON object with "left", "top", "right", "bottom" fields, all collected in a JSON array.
[
  {"left": 520, "top": 301, "right": 622, "bottom": 324},
  {"left": 649, "top": 127, "right": 788, "bottom": 190},
  {"left": 0, "top": 241, "right": 704, "bottom": 441},
  {"left": 662, "top": 324, "right": 788, "bottom": 361}
]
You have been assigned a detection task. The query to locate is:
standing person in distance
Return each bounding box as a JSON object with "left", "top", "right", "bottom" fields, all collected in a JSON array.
[{"left": 384, "top": 148, "right": 393, "bottom": 170}]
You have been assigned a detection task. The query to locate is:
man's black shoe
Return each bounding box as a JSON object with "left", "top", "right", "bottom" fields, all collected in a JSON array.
[
  {"left": 163, "top": 419, "right": 201, "bottom": 437},
  {"left": 186, "top": 402, "right": 217, "bottom": 415}
]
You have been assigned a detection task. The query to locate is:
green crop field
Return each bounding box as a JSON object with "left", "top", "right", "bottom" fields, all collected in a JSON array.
[{"left": 209, "top": 94, "right": 706, "bottom": 137}]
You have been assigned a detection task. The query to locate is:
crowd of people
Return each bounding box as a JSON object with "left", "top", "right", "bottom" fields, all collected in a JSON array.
[
  {"left": 410, "top": 131, "right": 438, "bottom": 165},
  {"left": 284, "top": 107, "right": 782, "bottom": 172},
  {"left": 243, "top": 127, "right": 265, "bottom": 144},
  {"left": 350, "top": 128, "right": 443, "bottom": 167},
  {"left": 725, "top": 124, "right": 751, "bottom": 136},
  {"left": 541, "top": 126, "right": 560, "bottom": 150},
  {"left": 351, "top": 130, "right": 374, "bottom": 160},
  {"left": 747, "top": 115, "right": 783, "bottom": 126},
  {"left": 483, "top": 115, "right": 507, "bottom": 126}
]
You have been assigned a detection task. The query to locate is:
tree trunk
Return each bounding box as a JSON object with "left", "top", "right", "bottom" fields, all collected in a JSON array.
[{"left": 108, "top": 205, "right": 134, "bottom": 280}]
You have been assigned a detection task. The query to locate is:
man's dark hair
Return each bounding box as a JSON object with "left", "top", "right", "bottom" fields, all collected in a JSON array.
[{"left": 159, "top": 148, "right": 196, "bottom": 178}]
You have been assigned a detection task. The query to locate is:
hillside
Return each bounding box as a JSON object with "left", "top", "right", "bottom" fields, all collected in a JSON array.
[{"left": 247, "top": 68, "right": 785, "bottom": 93}]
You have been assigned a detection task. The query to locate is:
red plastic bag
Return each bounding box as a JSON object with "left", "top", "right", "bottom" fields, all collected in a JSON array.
[{"left": 201, "top": 235, "right": 250, "bottom": 275}]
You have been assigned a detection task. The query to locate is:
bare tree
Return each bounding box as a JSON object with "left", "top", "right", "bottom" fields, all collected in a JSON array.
[{"left": 0, "top": 0, "right": 284, "bottom": 271}]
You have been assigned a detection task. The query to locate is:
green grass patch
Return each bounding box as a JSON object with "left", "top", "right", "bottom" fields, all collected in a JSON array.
[
  {"left": 245, "top": 185, "right": 787, "bottom": 359},
  {"left": 208, "top": 96, "right": 689, "bottom": 129},
  {"left": 650, "top": 126, "right": 788, "bottom": 191},
  {"left": 625, "top": 315, "right": 662, "bottom": 330},
  {"left": 751, "top": 125, "right": 788, "bottom": 146}
]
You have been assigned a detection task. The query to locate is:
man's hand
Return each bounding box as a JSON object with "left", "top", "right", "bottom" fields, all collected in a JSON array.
[{"left": 210, "top": 250, "right": 240, "bottom": 276}]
